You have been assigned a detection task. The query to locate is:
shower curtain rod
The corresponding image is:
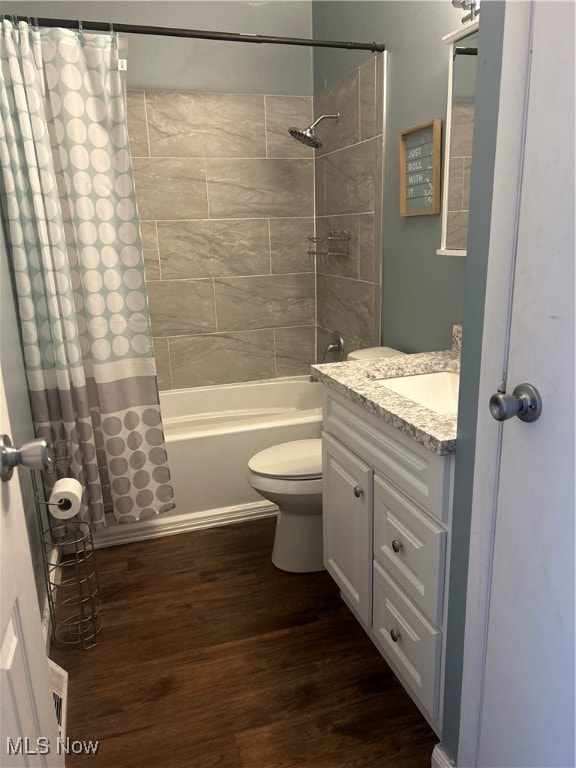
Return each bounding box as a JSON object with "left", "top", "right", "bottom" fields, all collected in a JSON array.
[{"left": 8, "top": 15, "right": 386, "bottom": 52}]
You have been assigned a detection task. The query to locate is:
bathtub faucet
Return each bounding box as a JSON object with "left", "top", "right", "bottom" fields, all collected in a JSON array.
[{"left": 321, "top": 331, "right": 345, "bottom": 363}]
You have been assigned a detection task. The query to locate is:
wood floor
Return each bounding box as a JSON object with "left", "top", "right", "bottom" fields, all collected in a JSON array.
[{"left": 50, "top": 518, "right": 437, "bottom": 767}]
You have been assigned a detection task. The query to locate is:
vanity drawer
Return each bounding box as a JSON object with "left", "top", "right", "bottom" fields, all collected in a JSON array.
[
  {"left": 372, "top": 560, "right": 441, "bottom": 719},
  {"left": 374, "top": 474, "right": 447, "bottom": 624},
  {"left": 324, "top": 390, "right": 453, "bottom": 521}
]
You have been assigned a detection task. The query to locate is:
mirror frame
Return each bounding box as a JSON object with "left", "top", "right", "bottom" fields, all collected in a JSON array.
[{"left": 437, "top": 20, "right": 479, "bottom": 257}]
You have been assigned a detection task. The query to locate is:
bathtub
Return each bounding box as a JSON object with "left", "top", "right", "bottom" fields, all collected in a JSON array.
[{"left": 93, "top": 376, "right": 322, "bottom": 547}]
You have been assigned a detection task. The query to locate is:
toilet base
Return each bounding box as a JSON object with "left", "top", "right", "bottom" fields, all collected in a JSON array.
[{"left": 272, "top": 505, "right": 325, "bottom": 573}]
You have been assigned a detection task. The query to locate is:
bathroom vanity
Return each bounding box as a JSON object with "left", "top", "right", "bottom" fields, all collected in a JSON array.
[{"left": 311, "top": 330, "right": 460, "bottom": 736}]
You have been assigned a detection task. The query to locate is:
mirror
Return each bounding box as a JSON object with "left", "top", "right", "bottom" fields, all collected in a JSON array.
[{"left": 438, "top": 24, "right": 479, "bottom": 256}]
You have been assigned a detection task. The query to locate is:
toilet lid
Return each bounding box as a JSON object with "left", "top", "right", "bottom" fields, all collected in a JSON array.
[{"left": 248, "top": 439, "right": 322, "bottom": 479}]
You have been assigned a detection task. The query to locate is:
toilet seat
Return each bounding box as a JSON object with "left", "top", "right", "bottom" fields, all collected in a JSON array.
[{"left": 248, "top": 439, "right": 322, "bottom": 481}]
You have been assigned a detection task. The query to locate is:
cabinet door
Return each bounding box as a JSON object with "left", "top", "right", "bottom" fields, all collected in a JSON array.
[{"left": 322, "top": 432, "right": 373, "bottom": 626}]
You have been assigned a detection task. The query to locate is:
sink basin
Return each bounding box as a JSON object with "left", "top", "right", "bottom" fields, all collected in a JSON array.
[{"left": 376, "top": 371, "right": 459, "bottom": 415}]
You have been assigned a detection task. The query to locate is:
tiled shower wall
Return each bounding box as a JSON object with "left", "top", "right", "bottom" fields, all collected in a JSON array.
[
  {"left": 314, "top": 54, "right": 384, "bottom": 361},
  {"left": 446, "top": 100, "right": 474, "bottom": 250},
  {"left": 127, "top": 91, "right": 316, "bottom": 389},
  {"left": 127, "top": 53, "right": 384, "bottom": 388}
]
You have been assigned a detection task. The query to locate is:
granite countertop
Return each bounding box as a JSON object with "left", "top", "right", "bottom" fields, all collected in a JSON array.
[{"left": 311, "top": 326, "right": 461, "bottom": 455}]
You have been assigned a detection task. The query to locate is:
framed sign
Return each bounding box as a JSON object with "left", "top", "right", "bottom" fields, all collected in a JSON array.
[{"left": 399, "top": 119, "right": 441, "bottom": 216}]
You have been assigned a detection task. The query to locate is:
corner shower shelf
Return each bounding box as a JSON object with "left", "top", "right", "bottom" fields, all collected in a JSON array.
[{"left": 307, "top": 230, "right": 350, "bottom": 258}]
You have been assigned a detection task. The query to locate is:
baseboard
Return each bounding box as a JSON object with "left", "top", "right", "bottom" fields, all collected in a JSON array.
[
  {"left": 92, "top": 501, "right": 278, "bottom": 548},
  {"left": 42, "top": 545, "right": 60, "bottom": 653},
  {"left": 431, "top": 744, "right": 455, "bottom": 768}
]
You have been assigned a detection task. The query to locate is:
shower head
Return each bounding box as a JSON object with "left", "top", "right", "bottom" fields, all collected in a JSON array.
[
  {"left": 288, "top": 113, "right": 339, "bottom": 149},
  {"left": 288, "top": 126, "right": 322, "bottom": 149}
]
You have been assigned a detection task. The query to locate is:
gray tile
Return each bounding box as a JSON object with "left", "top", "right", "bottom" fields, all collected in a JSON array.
[
  {"left": 324, "top": 139, "right": 377, "bottom": 215},
  {"left": 146, "top": 91, "right": 266, "bottom": 158},
  {"left": 140, "top": 221, "right": 158, "bottom": 249},
  {"left": 206, "top": 159, "right": 314, "bottom": 219},
  {"left": 147, "top": 279, "right": 216, "bottom": 336},
  {"left": 373, "top": 284, "right": 382, "bottom": 343},
  {"left": 358, "top": 214, "right": 375, "bottom": 283},
  {"left": 314, "top": 156, "right": 326, "bottom": 217},
  {"left": 360, "top": 57, "right": 377, "bottom": 141},
  {"left": 143, "top": 249, "right": 161, "bottom": 280},
  {"left": 158, "top": 219, "right": 270, "bottom": 279},
  {"left": 446, "top": 211, "right": 469, "bottom": 250},
  {"left": 325, "top": 139, "right": 378, "bottom": 215},
  {"left": 269, "top": 217, "right": 315, "bottom": 274},
  {"left": 450, "top": 100, "right": 475, "bottom": 158},
  {"left": 376, "top": 53, "right": 385, "bottom": 139},
  {"left": 317, "top": 274, "right": 374, "bottom": 347},
  {"left": 215, "top": 273, "right": 315, "bottom": 331},
  {"left": 153, "top": 336, "right": 172, "bottom": 390},
  {"left": 126, "top": 90, "right": 149, "bottom": 157},
  {"left": 170, "top": 331, "right": 275, "bottom": 388},
  {"left": 374, "top": 138, "right": 383, "bottom": 275},
  {"left": 463, "top": 157, "right": 471, "bottom": 210},
  {"left": 314, "top": 68, "right": 360, "bottom": 156},
  {"left": 315, "top": 215, "right": 359, "bottom": 279},
  {"left": 448, "top": 159, "right": 465, "bottom": 211},
  {"left": 133, "top": 158, "right": 208, "bottom": 220},
  {"left": 266, "top": 96, "right": 313, "bottom": 159},
  {"left": 316, "top": 325, "right": 359, "bottom": 363},
  {"left": 275, "top": 326, "right": 316, "bottom": 376}
]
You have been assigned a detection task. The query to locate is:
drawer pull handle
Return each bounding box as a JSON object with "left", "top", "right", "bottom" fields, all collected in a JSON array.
[
  {"left": 391, "top": 539, "right": 402, "bottom": 553},
  {"left": 353, "top": 486, "right": 363, "bottom": 498},
  {"left": 390, "top": 628, "right": 401, "bottom": 643}
]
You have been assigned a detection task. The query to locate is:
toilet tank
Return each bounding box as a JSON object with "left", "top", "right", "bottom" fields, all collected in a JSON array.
[{"left": 347, "top": 346, "right": 406, "bottom": 361}]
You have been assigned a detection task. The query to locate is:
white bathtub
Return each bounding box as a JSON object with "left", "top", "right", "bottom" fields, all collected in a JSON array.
[{"left": 94, "top": 376, "right": 322, "bottom": 547}]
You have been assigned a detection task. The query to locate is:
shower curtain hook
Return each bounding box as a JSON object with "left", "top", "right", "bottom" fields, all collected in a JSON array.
[{"left": 78, "top": 19, "right": 84, "bottom": 41}]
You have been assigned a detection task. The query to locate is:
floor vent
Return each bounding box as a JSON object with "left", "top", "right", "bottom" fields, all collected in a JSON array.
[{"left": 48, "top": 659, "right": 68, "bottom": 740}]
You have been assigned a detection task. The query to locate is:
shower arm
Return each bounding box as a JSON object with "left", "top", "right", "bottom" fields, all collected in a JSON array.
[{"left": 308, "top": 113, "right": 340, "bottom": 131}]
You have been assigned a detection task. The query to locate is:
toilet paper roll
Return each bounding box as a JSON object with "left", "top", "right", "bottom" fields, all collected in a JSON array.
[{"left": 49, "top": 478, "right": 83, "bottom": 520}]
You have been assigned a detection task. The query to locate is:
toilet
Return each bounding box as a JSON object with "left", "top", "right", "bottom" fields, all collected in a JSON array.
[{"left": 247, "top": 346, "right": 406, "bottom": 573}]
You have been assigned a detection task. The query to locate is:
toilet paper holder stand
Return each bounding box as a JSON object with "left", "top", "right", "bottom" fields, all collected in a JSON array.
[{"left": 31, "top": 441, "right": 103, "bottom": 650}]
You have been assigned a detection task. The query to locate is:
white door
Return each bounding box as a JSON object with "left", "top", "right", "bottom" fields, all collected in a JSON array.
[
  {"left": 458, "top": 3, "right": 575, "bottom": 767},
  {"left": 0, "top": 370, "right": 64, "bottom": 767}
]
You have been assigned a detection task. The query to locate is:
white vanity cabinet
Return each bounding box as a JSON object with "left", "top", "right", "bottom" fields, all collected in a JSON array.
[{"left": 321, "top": 388, "right": 454, "bottom": 733}]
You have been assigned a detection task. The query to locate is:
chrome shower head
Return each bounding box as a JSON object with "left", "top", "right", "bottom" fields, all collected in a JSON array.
[
  {"left": 288, "top": 126, "right": 322, "bottom": 149},
  {"left": 287, "top": 113, "right": 339, "bottom": 149}
]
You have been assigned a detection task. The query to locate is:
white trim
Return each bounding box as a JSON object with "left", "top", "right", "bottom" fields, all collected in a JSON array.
[
  {"left": 435, "top": 248, "right": 466, "bottom": 258},
  {"left": 431, "top": 743, "right": 455, "bottom": 768},
  {"left": 42, "top": 545, "right": 60, "bottom": 653},
  {"left": 92, "top": 501, "right": 278, "bottom": 549},
  {"left": 442, "top": 20, "right": 480, "bottom": 45}
]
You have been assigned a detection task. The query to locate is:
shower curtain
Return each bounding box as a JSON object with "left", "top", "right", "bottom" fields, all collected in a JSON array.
[{"left": 0, "top": 20, "right": 174, "bottom": 528}]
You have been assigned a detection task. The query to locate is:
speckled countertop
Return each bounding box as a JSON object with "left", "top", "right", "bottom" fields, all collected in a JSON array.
[{"left": 311, "top": 325, "right": 462, "bottom": 455}]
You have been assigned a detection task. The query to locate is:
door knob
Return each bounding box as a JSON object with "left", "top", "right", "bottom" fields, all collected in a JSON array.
[
  {"left": 353, "top": 485, "right": 363, "bottom": 498},
  {"left": 0, "top": 434, "right": 53, "bottom": 482},
  {"left": 489, "top": 383, "right": 542, "bottom": 423}
]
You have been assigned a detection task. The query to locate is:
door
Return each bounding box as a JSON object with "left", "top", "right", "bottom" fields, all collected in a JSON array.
[
  {"left": 458, "top": 3, "right": 575, "bottom": 766},
  {"left": 0, "top": 370, "right": 64, "bottom": 767},
  {"left": 322, "top": 432, "right": 373, "bottom": 626}
]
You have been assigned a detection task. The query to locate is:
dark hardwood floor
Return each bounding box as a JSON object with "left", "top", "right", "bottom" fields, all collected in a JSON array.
[{"left": 50, "top": 518, "right": 437, "bottom": 767}]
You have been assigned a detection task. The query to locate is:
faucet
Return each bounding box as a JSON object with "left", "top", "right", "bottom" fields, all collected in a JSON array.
[{"left": 322, "top": 331, "right": 345, "bottom": 362}]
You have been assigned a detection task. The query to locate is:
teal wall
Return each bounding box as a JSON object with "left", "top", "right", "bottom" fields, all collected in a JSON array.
[
  {"left": 1, "top": 1, "right": 314, "bottom": 94},
  {"left": 313, "top": 1, "right": 467, "bottom": 353}
]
